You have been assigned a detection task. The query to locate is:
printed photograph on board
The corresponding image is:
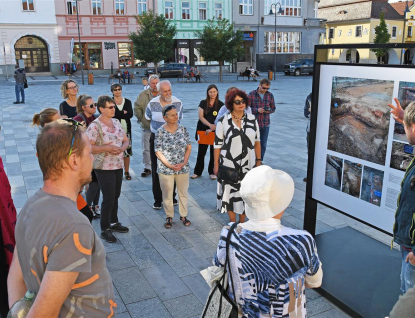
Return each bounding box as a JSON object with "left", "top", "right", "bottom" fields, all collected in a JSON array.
[
  {"left": 393, "top": 82, "right": 415, "bottom": 142},
  {"left": 341, "top": 160, "right": 362, "bottom": 198},
  {"left": 325, "top": 154, "right": 343, "bottom": 190},
  {"left": 390, "top": 141, "right": 413, "bottom": 171},
  {"left": 328, "top": 77, "right": 393, "bottom": 165},
  {"left": 360, "top": 166, "right": 384, "bottom": 207}
]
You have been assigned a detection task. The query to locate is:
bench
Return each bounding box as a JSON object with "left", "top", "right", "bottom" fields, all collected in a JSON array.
[
  {"left": 108, "top": 74, "right": 121, "bottom": 84},
  {"left": 177, "top": 73, "right": 207, "bottom": 83},
  {"left": 237, "top": 72, "right": 251, "bottom": 81}
]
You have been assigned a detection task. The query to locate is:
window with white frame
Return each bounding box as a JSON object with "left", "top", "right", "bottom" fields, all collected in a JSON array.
[
  {"left": 165, "top": 1, "right": 173, "bottom": 19},
  {"left": 137, "top": 0, "right": 146, "bottom": 14},
  {"left": 239, "top": 0, "right": 253, "bottom": 15},
  {"left": 355, "top": 25, "right": 362, "bottom": 37},
  {"left": 92, "top": 0, "right": 102, "bottom": 15},
  {"left": 215, "top": 3, "right": 222, "bottom": 19},
  {"left": 115, "top": 0, "right": 124, "bottom": 15},
  {"left": 391, "top": 26, "right": 397, "bottom": 38},
  {"left": 408, "top": 26, "right": 413, "bottom": 37},
  {"left": 264, "top": 0, "right": 301, "bottom": 17},
  {"left": 328, "top": 28, "right": 334, "bottom": 39},
  {"left": 264, "top": 32, "right": 301, "bottom": 53},
  {"left": 182, "top": 2, "right": 190, "bottom": 19},
  {"left": 199, "top": 2, "right": 207, "bottom": 20},
  {"left": 67, "top": 0, "right": 76, "bottom": 14},
  {"left": 22, "top": 0, "right": 34, "bottom": 11}
]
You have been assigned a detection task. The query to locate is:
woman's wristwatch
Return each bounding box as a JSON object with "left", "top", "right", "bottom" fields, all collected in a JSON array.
[{"left": 256, "top": 159, "right": 262, "bottom": 162}]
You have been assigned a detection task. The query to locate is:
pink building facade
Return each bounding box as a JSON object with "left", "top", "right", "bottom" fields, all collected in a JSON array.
[{"left": 55, "top": 0, "right": 154, "bottom": 75}]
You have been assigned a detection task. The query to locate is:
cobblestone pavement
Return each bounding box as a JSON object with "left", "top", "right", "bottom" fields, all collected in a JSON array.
[{"left": 1, "top": 72, "right": 392, "bottom": 317}]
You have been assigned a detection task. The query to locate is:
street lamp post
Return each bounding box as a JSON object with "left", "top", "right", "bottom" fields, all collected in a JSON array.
[
  {"left": 75, "top": 0, "right": 85, "bottom": 85},
  {"left": 269, "top": 3, "right": 283, "bottom": 80},
  {"left": 400, "top": 0, "right": 411, "bottom": 65}
]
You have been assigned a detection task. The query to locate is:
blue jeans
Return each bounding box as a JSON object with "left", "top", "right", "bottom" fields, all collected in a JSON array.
[
  {"left": 400, "top": 248, "right": 415, "bottom": 294},
  {"left": 259, "top": 126, "right": 270, "bottom": 160},
  {"left": 15, "top": 83, "right": 25, "bottom": 102}
]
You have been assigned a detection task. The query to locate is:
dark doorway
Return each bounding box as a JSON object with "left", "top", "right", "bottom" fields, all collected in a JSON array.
[
  {"left": 14, "top": 35, "right": 50, "bottom": 73},
  {"left": 404, "top": 49, "right": 413, "bottom": 65}
]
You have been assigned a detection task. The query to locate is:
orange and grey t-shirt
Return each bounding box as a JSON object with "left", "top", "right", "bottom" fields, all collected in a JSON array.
[{"left": 15, "top": 190, "right": 116, "bottom": 317}]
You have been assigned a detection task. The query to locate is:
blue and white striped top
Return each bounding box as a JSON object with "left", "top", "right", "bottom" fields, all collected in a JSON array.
[
  {"left": 213, "top": 223, "right": 321, "bottom": 318},
  {"left": 145, "top": 95, "right": 183, "bottom": 134}
]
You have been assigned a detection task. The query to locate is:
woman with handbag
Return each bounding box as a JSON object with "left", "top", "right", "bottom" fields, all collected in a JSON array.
[
  {"left": 155, "top": 105, "right": 192, "bottom": 229},
  {"left": 111, "top": 83, "right": 134, "bottom": 180},
  {"left": 73, "top": 94, "right": 101, "bottom": 219},
  {"left": 209, "top": 166, "right": 323, "bottom": 318},
  {"left": 86, "top": 95, "right": 129, "bottom": 243},
  {"left": 191, "top": 84, "right": 224, "bottom": 180},
  {"left": 213, "top": 88, "right": 261, "bottom": 223}
]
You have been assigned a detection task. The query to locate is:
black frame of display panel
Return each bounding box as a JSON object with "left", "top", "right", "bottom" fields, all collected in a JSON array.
[{"left": 303, "top": 43, "right": 415, "bottom": 237}]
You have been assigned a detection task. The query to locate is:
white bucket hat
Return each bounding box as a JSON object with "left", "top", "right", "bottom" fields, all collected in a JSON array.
[{"left": 240, "top": 165, "right": 294, "bottom": 221}]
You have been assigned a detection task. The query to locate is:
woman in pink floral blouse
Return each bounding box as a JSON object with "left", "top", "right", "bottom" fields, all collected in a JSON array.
[{"left": 86, "top": 95, "right": 129, "bottom": 243}]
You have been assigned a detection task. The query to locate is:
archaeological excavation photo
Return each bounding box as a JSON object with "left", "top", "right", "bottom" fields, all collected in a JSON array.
[
  {"left": 360, "top": 166, "right": 384, "bottom": 207},
  {"left": 341, "top": 160, "right": 362, "bottom": 198},
  {"left": 327, "top": 77, "right": 394, "bottom": 166},
  {"left": 393, "top": 82, "right": 415, "bottom": 142},
  {"left": 390, "top": 141, "right": 413, "bottom": 172},
  {"left": 325, "top": 154, "right": 343, "bottom": 191}
]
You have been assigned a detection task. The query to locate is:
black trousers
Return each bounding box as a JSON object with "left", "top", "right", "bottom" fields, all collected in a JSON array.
[
  {"left": 150, "top": 133, "right": 176, "bottom": 202},
  {"left": 95, "top": 169, "right": 123, "bottom": 231},
  {"left": 194, "top": 143, "right": 214, "bottom": 176}
]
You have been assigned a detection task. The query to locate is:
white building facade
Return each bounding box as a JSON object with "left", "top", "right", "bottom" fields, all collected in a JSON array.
[{"left": 0, "top": 0, "right": 60, "bottom": 76}]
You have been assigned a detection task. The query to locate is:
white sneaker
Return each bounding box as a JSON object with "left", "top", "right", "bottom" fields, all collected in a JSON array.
[{"left": 210, "top": 174, "right": 217, "bottom": 180}]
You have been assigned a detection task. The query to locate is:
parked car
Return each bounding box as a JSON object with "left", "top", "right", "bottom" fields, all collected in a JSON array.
[
  {"left": 144, "top": 63, "right": 191, "bottom": 78},
  {"left": 283, "top": 59, "right": 314, "bottom": 76}
]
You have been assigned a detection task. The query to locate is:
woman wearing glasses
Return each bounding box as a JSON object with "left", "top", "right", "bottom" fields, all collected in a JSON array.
[
  {"left": 86, "top": 95, "right": 129, "bottom": 243},
  {"left": 74, "top": 95, "right": 101, "bottom": 219},
  {"left": 59, "top": 80, "right": 79, "bottom": 118},
  {"left": 191, "top": 84, "right": 224, "bottom": 180},
  {"left": 155, "top": 105, "right": 192, "bottom": 229},
  {"left": 111, "top": 84, "right": 134, "bottom": 180},
  {"left": 214, "top": 88, "right": 261, "bottom": 223}
]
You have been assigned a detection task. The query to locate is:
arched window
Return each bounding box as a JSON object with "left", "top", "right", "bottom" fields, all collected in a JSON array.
[{"left": 14, "top": 35, "right": 49, "bottom": 73}]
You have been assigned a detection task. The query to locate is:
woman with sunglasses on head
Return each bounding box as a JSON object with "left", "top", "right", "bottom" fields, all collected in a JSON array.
[
  {"left": 59, "top": 80, "right": 79, "bottom": 119},
  {"left": 74, "top": 95, "right": 101, "bottom": 219},
  {"left": 111, "top": 84, "right": 134, "bottom": 180},
  {"left": 155, "top": 105, "right": 192, "bottom": 229},
  {"left": 191, "top": 84, "right": 224, "bottom": 180},
  {"left": 86, "top": 95, "right": 129, "bottom": 243},
  {"left": 214, "top": 88, "right": 261, "bottom": 224}
]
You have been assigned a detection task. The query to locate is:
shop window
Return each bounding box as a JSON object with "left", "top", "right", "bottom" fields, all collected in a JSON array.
[
  {"left": 199, "top": 2, "right": 207, "bottom": 20},
  {"left": 22, "top": 0, "right": 34, "bottom": 11},
  {"left": 239, "top": 0, "right": 253, "bottom": 15},
  {"left": 182, "top": 2, "right": 190, "bottom": 20},
  {"left": 165, "top": 1, "right": 173, "bottom": 19},
  {"left": 73, "top": 43, "right": 103, "bottom": 69},
  {"left": 118, "top": 42, "right": 145, "bottom": 67},
  {"left": 215, "top": 3, "right": 222, "bottom": 19},
  {"left": 92, "top": 0, "right": 102, "bottom": 15},
  {"left": 355, "top": 26, "right": 362, "bottom": 37},
  {"left": 391, "top": 26, "right": 397, "bottom": 38},
  {"left": 264, "top": 31, "right": 301, "bottom": 53},
  {"left": 115, "top": 0, "right": 124, "bottom": 15},
  {"left": 137, "top": 0, "right": 146, "bottom": 15},
  {"left": 67, "top": 0, "right": 77, "bottom": 14}
]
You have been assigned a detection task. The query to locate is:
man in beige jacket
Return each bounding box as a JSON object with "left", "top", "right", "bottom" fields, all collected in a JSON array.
[{"left": 134, "top": 74, "right": 159, "bottom": 177}]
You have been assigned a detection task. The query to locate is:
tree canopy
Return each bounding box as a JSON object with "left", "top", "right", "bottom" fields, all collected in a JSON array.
[
  {"left": 372, "top": 12, "right": 391, "bottom": 63},
  {"left": 195, "top": 18, "right": 244, "bottom": 81},
  {"left": 129, "top": 10, "right": 177, "bottom": 70}
]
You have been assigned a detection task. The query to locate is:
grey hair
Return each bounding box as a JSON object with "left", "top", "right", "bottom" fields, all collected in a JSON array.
[
  {"left": 149, "top": 74, "right": 159, "bottom": 82},
  {"left": 156, "top": 80, "right": 171, "bottom": 92},
  {"left": 404, "top": 101, "right": 415, "bottom": 127}
]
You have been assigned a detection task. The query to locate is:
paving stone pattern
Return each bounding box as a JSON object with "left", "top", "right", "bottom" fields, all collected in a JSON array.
[{"left": 1, "top": 72, "right": 395, "bottom": 317}]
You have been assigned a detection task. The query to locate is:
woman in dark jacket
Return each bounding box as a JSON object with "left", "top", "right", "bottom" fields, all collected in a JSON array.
[
  {"left": 191, "top": 84, "right": 224, "bottom": 180},
  {"left": 111, "top": 83, "right": 134, "bottom": 180}
]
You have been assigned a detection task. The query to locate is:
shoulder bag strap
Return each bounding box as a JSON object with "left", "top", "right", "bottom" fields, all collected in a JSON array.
[
  {"left": 78, "top": 113, "right": 87, "bottom": 124},
  {"left": 94, "top": 121, "right": 104, "bottom": 146}
]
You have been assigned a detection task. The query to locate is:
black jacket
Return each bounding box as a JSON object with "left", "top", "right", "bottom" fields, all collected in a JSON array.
[{"left": 113, "top": 98, "right": 133, "bottom": 134}]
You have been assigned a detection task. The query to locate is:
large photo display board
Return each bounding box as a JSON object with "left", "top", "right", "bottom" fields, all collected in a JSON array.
[{"left": 313, "top": 64, "right": 415, "bottom": 234}]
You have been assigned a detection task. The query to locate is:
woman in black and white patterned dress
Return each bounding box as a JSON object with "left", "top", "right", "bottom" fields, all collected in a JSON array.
[{"left": 213, "top": 88, "right": 261, "bottom": 223}]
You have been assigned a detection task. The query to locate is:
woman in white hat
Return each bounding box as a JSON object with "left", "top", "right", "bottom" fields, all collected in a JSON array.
[{"left": 213, "top": 165, "right": 323, "bottom": 317}]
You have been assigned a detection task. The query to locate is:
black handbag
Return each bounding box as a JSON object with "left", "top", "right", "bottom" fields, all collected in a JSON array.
[
  {"left": 23, "top": 77, "right": 28, "bottom": 89},
  {"left": 202, "top": 223, "right": 238, "bottom": 318}
]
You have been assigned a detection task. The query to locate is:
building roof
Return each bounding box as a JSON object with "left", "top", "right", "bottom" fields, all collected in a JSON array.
[
  {"left": 318, "top": 0, "right": 402, "bottom": 22},
  {"left": 390, "top": 1, "right": 413, "bottom": 16},
  {"left": 319, "top": 0, "right": 387, "bottom": 9}
]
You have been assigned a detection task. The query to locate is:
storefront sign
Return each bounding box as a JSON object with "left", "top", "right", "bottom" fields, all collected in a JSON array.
[
  {"left": 177, "top": 40, "right": 189, "bottom": 48},
  {"left": 104, "top": 42, "right": 116, "bottom": 50},
  {"left": 243, "top": 32, "right": 254, "bottom": 41}
]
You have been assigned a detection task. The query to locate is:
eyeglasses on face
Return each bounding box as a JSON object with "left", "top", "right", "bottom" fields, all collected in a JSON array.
[
  {"left": 261, "top": 86, "right": 270, "bottom": 90},
  {"left": 112, "top": 88, "right": 122, "bottom": 91},
  {"left": 85, "top": 103, "right": 96, "bottom": 108},
  {"left": 67, "top": 85, "right": 78, "bottom": 90},
  {"left": 61, "top": 118, "right": 82, "bottom": 158},
  {"left": 233, "top": 100, "right": 246, "bottom": 105},
  {"left": 104, "top": 105, "right": 116, "bottom": 110}
]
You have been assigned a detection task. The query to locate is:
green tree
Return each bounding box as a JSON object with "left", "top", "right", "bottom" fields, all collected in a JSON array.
[
  {"left": 372, "top": 12, "right": 391, "bottom": 63},
  {"left": 129, "top": 10, "right": 177, "bottom": 72},
  {"left": 195, "top": 18, "right": 244, "bottom": 81}
]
